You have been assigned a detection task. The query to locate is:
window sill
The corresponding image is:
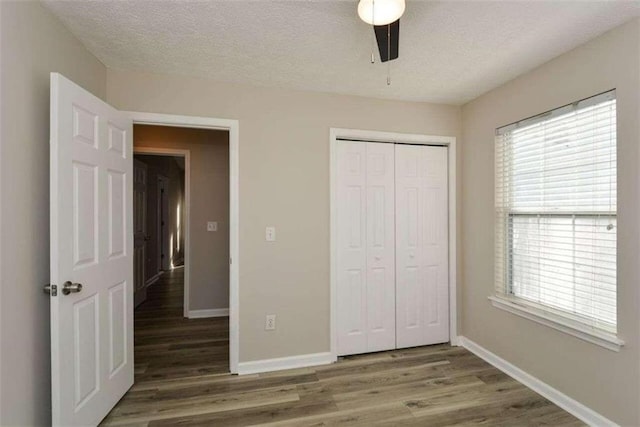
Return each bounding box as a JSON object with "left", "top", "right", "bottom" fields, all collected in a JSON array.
[{"left": 488, "top": 296, "right": 624, "bottom": 352}]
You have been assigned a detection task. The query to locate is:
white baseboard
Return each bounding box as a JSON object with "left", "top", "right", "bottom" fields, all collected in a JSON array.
[
  {"left": 237, "top": 352, "right": 334, "bottom": 375},
  {"left": 458, "top": 336, "right": 618, "bottom": 427},
  {"left": 188, "top": 308, "right": 229, "bottom": 318},
  {"left": 144, "top": 272, "right": 163, "bottom": 288}
]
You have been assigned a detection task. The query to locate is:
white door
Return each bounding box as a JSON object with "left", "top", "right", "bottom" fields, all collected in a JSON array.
[
  {"left": 395, "top": 144, "right": 449, "bottom": 348},
  {"left": 50, "top": 73, "right": 134, "bottom": 426},
  {"left": 134, "top": 159, "right": 148, "bottom": 307},
  {"left": 364, "top": 143, "right": 396, "bottom": 352},
  {"left": 336, "top": 141, "right": 395, "bottom": 355},
  {"left": 157, "top": 175, "right": 171, "bottom": 270}
]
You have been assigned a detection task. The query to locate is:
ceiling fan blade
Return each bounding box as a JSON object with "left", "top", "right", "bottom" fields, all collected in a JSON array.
[{"left": 374, "top": 19, "right": 399, "bottom": 62}]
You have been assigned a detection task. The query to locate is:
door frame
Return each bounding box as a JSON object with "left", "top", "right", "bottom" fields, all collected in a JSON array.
[
  {"left": 128, "top": 112, "right": 239, "bottom": 374},
  {"left": 329, "top": 128, "right": 458, "bottom": 361},
  {"left": 134, "top": 148, "right": 189, "bottom": 306}
]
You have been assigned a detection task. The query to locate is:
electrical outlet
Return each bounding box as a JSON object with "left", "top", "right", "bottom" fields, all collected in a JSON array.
[
  {"left": 265, "top": 314, "right": 276, "bottom": 331},
  {"left": 207, "top": 221, "right": 218, "bottom": 232}
]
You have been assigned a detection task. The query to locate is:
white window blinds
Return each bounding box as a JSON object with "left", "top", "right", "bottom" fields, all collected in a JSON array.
[{"left": 495, "top": 90, "right": 617, "bottom": 333}]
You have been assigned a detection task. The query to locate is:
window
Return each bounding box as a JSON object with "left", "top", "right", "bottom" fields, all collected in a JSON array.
[{"left": 494, "top": 90, "right": 618, "bottom": 342}]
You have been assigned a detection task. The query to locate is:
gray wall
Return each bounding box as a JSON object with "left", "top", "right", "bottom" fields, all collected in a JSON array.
[
  {"left": 135, "top": 125, "right": 230, "bottom": 311},
  {"left": 461, "top": 18, "right": 640, "bottom": 425},
  {"left": 0, "top": 1, "right": 107, "bottom": 425},
  {"left": 107, "top": 71, "right": 463, "bottom": 362}
]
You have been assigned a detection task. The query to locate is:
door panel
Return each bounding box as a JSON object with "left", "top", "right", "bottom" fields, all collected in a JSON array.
[
  {"left": 337, "top": 142, "right": 395, "bottom": 356},
  {"left": 365, "top": 143, "right": 395, "bottom": 352},
  {"left": 50, "top": 73, "right": 133, "bottom": 426},
  {"left": 157, "top": 176, "right": 171, "bottom": 270},
  {"left": 108, "top": 171, "right": 126, "bottom": 259},
  {"left": 134, "top": 160, "right": 148, "bottom": 307},
  {"left": 395, "top": 144, "right": 449, "bottom": 348},
  {"left": 337, "top": 142, "right": 367, "bottom": 355}
]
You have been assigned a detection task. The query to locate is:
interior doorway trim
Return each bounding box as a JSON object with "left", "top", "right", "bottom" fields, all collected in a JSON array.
[
  {"left": 128, "top": 112, "right": 239, "bottom": 374},
  {"left": 329, "top": 127, "right": 458, "bottom": 361},
  {"left": 133, "top": 148, "right": 190, "bottom": 311}
]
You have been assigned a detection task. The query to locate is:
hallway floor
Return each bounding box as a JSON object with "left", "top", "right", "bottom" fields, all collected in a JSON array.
[{"left": 102, "top": 268, "right": 581, "bottom": 426}]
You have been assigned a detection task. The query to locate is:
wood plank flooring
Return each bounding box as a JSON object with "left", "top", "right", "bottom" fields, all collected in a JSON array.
[{"left": 102, "top": 269, "right": 583, "bottom": 426}]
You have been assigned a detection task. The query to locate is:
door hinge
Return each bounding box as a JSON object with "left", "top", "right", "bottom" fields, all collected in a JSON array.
[{"left": 229, "top": 257, "right": 232, "bottom": 265}]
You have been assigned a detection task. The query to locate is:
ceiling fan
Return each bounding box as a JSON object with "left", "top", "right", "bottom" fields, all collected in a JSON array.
[{"left": 357, "top": 0, "right": 405, "bottom": 63}]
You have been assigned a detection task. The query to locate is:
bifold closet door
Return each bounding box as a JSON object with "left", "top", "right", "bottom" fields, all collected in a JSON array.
[
  {"left": 395, "top": 144, "right": 449, "bottom": 348},
  {"left": 336, "top": 141, "right": 396, "bottom": 356}
]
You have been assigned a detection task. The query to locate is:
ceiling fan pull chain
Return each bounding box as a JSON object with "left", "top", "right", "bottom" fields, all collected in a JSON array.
[
  {"left": 371, "top": 0, "right": 376, "bottom": 63},
  {"left": 386, "top": 24, "right": 391, "bottom": 85}
]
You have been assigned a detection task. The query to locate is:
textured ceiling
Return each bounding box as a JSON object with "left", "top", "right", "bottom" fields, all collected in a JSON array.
[{"left": 42, "top": 0, "right": 640, "bottom": 105}]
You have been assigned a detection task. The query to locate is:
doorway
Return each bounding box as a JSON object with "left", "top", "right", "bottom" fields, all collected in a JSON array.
[
  {"left": 131, "top": 113, "right": 240, "bottom": 374},
  {"left": 131, "top": 123, "right": 232, "bottom": 374}
]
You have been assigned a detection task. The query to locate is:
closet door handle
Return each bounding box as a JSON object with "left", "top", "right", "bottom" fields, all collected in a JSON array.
[{"left": 374, "top": 256, "right": 381, "bottom": 261}]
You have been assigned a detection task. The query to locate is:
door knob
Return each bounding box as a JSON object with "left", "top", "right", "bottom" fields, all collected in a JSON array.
[
  {"left": 375, "top": 256, "right": 381, "bottom": 261},
  {"left": 62, "top": 281, "right": 83, "bottom": 295}
]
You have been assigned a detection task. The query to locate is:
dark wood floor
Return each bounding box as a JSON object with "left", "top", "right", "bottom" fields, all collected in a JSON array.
[{"left": 102, "top": 269, "right": 582, "bottom": 426}]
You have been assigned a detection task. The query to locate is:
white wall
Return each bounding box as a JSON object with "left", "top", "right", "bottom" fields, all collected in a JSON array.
[
  {"left": 106, "top": 70, "right": 462, "bottom": 362},
  {"left": 0, "top": 2, "right": 107, "bottom": 425},
  {"left": 461, "top": 18, "right": 640, "bottom": 425}
]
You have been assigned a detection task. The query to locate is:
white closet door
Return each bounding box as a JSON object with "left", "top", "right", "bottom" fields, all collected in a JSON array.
[
  {"left": 365, "top": 143, "right": 396, "bottom": 353},
  {"left": 337, "top": 141, "right": 395, "bottom": 355},
  {"left": 337, "top": 141, "right": 367, "bottom": 355},
  {"left": 395, "top": 144, "right": 449, "bottom": 348}
]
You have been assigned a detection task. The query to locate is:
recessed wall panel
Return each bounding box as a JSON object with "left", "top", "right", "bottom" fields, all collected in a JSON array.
[
  {"left": 405, "top": 267, "right": 419, "bottom": 328},
  {"left": 372, "top": 187, "right": 385, "bottom": 247},
  {"left": 426, "top": 266, "right": 439, "bottom": 325},
  {"left": 109, "top": 282, "right": 127, "bottom": 377},
  {"left": 108, "top": 171, "right": 126, "bottom": 259},
  {"left": 407, "top": 188, "right": 418, "bottom": 248},
  {"left": 370, "top": 154, "right": 385, "bottom": 175},
  {"left": 370, "top": 267, "right": 385, "bottom": 331},
  {"left": 348, "top": 270, "right": 364, "bottom": 334},
  {"left": 73, "top": 162, "right": 98, "bottom": 268},
  {"left": 348, "top": 186, "right": 362, "bottom": 248},
  {"left": 74, "top": 295, "right": 100, "bottom": 409},
  {"left": 108, "top": 123, "right": 126, "bottom": 158},
  {"left": 347, "top": 152, "right": 362, "bottom": 175},
  {"left": 72, "top": 105, "right": 98, "bottom": 148}
]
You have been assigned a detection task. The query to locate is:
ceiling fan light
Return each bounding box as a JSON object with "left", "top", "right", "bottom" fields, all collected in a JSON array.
[{"left": 357, "top": 0, "right": 405, "bottom": 26}]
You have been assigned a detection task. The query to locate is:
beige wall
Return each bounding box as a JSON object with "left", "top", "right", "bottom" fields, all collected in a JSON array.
[
  {"left": 0, "top": 1, "right": 107, "bottom": 425},
  {"left": 107, "top": 71, "right": 462, "bottom": 361},
  {"left": 135, "top": 126, "right": 230, "bottom": 311},
  {"left": 461, "top": 18, "right": 640, "bottom": 425}
]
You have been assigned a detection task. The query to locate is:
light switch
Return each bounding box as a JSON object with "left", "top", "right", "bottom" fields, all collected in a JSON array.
[
  {"left": 207, "top": 221, "right": 218, "bottom": 232},
  {"left": 266, "top": 226, "right": 276, "bottom": 242}
]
